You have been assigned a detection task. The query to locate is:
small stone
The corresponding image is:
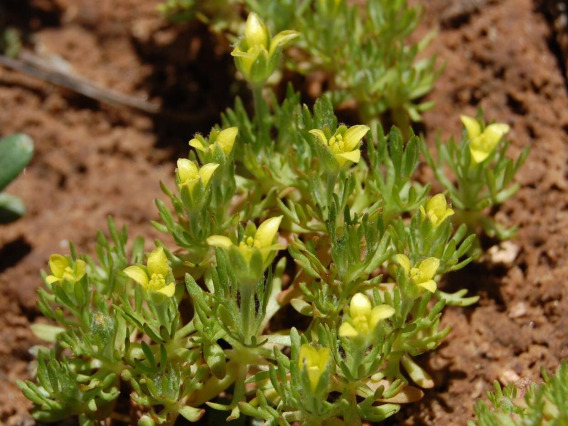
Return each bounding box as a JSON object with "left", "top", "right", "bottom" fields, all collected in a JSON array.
[
  {"left": 487, "top": 241, "right": 520, "bottom": 266},
  {"left": 509, "top": 302, "right": 527, "bottom": 318},
  {"left": 500, "top": 369, "right": 521, "bottom": 385}
]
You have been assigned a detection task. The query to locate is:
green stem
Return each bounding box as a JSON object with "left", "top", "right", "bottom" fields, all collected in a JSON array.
[
  {"left": 252, "top": 85, "right": 269, "bottom": 147},
  {"left": 391, "top": 107, "right": 410, "bottom": 140},
  {"left": 350, "top": 345, "right": 366, "bottom": 380},
  {"left": 344, "top": 390, "right": 363, "bottom": 426},
  {"left": 325, "top": 171, "right": 338, "bottom": 208},
  {"left": 240, "top": 283, "right": 256, "bottom": 345},
  {"left": 152, "top": 298, "right": 171, "bottom": 330},
  {"left": 231, "top": 362, "right": 249, "bottom": 407}
]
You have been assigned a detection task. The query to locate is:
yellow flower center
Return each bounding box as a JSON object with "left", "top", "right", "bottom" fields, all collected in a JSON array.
[
  {"left": 62, "top": 266, "right": 76, "bottom": 282},
  {"left": 427, "top": 210, "right": 439, "bottom": 224},
  {"left": 410, "top": 267, "right": 423, "bottom": 283},
  {"left": 239, "top": 236, "right": 256, "bottom": 249},
  {"left": 352, "top": 314, "right": 370, "bottom": 335},
  {"left": 148, "top": 273, "right": 166, "bottom": 291},
  {"left": 328, "top": 134, "right": 345, "bottom": 153}
]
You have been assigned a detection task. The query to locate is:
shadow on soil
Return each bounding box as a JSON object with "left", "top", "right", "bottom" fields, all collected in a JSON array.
[{"left": 0, "top": 237, "right": 31, "bottom": 273}]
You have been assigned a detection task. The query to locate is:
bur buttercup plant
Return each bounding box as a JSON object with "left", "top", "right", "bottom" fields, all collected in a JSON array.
[{"left": 20, "top": 9, "right": 528, "bottom": 426}]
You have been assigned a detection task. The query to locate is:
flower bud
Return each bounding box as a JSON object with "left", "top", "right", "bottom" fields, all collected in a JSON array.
[{"left": 232, "top": 13, "right": 298, "bottom": 85}]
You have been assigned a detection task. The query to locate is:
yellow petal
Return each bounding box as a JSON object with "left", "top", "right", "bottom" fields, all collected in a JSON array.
[
  {"left": 49, "top": 254, "right": 69, "bottom": 278},
  {"left": 470, "top": 148, "right": 489, "bottom": 163},
  {"left": 309, "top": 129, "right": 328, "bottom": 145},
  {"left": 349, "top": 293, "right": 372, "bottom": 318},
  {"left": 370, "top": 304, "right": 395, "bottom": 328},
  {"left": 158, "top": 282, "right": 176, "bottom": 297},
  {"left": 199, "top": 163, "right": 220, "bottom": 187},
  {"left": 75, "top": 260, "right": 87, "bottom": 281},
  {"left": 441, "top": 208, "right": 455, "bottom": 222},
  {"left": 336, "top": 149, "right": 361, "bottom": 164},
  {"left": 427, "top": 194, "right": 447, "bottom": 215},
  {"left": 419, "top": 280, "right": 437, "bottom": 293},
  {"left": 124, "top": 265, "right": 149, "bottom": 288},
  {"left": 338, "top": 322, "right": 358, "bottom": 337},
  {"left": 269, "top": 30, "right": 299, "bottom": 55},
  {"left": 307, "top": 366, "right": 324, "bottom": 392},
  {"left": 147, "top": 247, "right": 170, "bottom": 278},
  {"left": 343, "top": 125, "right": 369, "bottom": 151},
  {"left": 460, "top": 115, "right": 481, "bottom": 139},
  {"left": 484, "top": 123, "right": 510, "bottom": 144},
  {"left": 189, "top": 138, "right": 206, "bottom": 152},
  {"left": 244, "top": 13, "right": 268, "bottom": 48},
  {"left": 316, "top": 348, "right": 330, "bottom": 370},
  {"left": 207, "top": 235, "right": 234, "bottom": 248},
  {"left": 299, "top": 344, "right": 318, "bottom": 366},
  {"left": 394, "top": 254, "right": 411, "bottom": 275},
  {"left": 177, "top": 159, "right": 199, "bottom": 183},
  {"left": 216, "top": 127, "right": 238, "bottom": 155},
  {"left": 46, "top": 275, "right": 60, "bottom": 284},
  {"left": 418, "top": 257, "right": 440, "bottom": 280},
  {"left": 254, "top": 216, "right": 283, "bottom": 249}
]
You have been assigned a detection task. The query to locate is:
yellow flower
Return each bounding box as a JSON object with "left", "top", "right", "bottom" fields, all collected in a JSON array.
[
  {"left": 394, "top": 254, "right": 439, "bottom": 293},
  {"left": 339, "top": 293, "right": 395, "bottom": 341},
  {"left": 460, "top": 115, "right": 510, "bottom": 163},
  {"left": 309, "top": 125, "right": 369, "bottom": 169},
  {"left": 419, "top": 194, "right": 454, "bottom": 227},
  {"left": 231, "top": 13, "right": 299, "bottom": 84},
  {"left": 177, "top": 159, "right": 219, "bottom": 191},
  {"left": 207, "top": 216, "right": 285, "bottom": 265},
  {"left": 189, "top": 127, "right": 238, "bottom": 157},
  {"left": 46, "top": 254, "right": 86, "bottom": 284},
  {"left": 124, "top": 247, "right": 175, "bottom": 297},
  {"left": 299, "top": 344, "right": 330, "bottom": 392}
]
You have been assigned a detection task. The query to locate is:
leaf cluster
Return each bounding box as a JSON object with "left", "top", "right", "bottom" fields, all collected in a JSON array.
[
  {"left": 18, "top": 7, "right": 530, "bottom": 426},
  {"left": 470, "top": 362, "right": 568, "bottom": 426}
]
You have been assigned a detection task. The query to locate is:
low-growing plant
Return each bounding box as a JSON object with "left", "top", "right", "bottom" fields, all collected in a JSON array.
[
  {"left": 0, "top": 133, "right": 33, "bottom": 223},
  {"left": 470, "top": 362, "right": 568, "bottom": 426},
  {"left": 421, "top": 114, "right": 529, "bottom": 242},
  {"left": 160, "top": 0, "right": 441, "bottom": 127},
  {"left": 19, "top": 11, "right": 528, "bottom": 426}
]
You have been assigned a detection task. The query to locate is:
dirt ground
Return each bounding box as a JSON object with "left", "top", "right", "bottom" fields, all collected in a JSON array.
[{"left": 0, "top": 0, "right": 567, "bottom": 424}]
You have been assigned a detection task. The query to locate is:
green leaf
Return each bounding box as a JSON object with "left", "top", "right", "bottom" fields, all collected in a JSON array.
[
  {"left": 179, "top": 406, "right": 205, "bottom": 422},
  {"left": 0, "top": 193, "right": 25, "bottom": 223},
  {"left": 0, "top": 133, "right": 33, "bottom": 192}
]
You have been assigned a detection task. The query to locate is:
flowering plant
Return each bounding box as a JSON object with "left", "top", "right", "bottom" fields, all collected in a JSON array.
[
  {"left": 421, "top": 113, "right": 529, "bottom": 241},
  {"left": 19, "top": 11, "right": 529, "bottom": 426},
  {"left": 160, "top": 0, "right": 440, "bottom": 126}
]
